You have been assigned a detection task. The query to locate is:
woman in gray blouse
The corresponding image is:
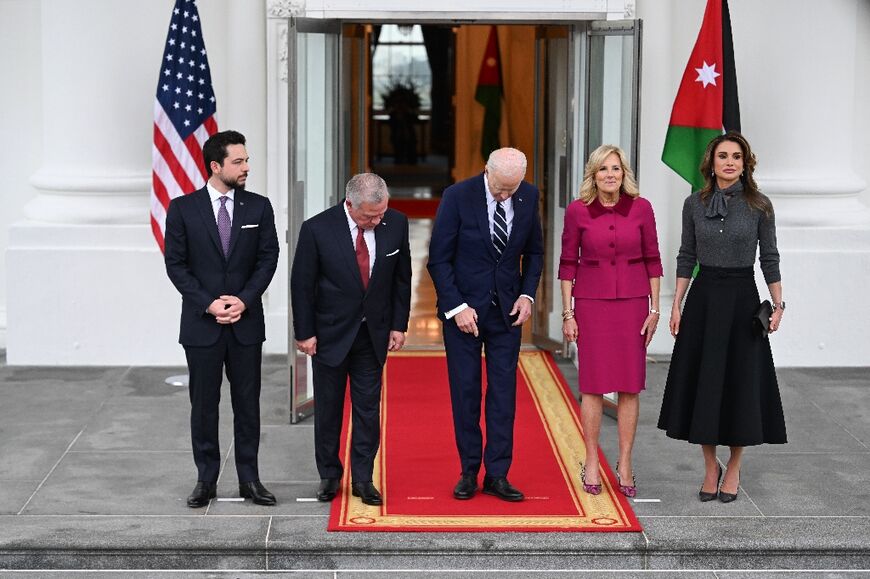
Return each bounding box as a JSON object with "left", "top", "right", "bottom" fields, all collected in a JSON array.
[{"left": 657, "top": 132, "right": 787, "bottom": 504}]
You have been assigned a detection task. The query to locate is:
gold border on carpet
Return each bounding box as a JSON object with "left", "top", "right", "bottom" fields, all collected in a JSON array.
[{"left": 334, "top": 350, "right": 638, "bottom": 530}]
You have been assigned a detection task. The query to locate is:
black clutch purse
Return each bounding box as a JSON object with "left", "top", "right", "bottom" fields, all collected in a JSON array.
[{"left": 753, "top": 300, "right": 773, "bottom": 337}]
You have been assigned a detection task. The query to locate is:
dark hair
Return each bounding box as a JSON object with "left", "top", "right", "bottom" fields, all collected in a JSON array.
[
  {"left": 202, "top": 130, "right": 246, "bottom": 177},
  {"left": 699, "top": 131, "right": 771, "bottom": 217}
]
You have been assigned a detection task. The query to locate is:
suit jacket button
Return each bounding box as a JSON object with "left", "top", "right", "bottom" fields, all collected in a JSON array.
[
  {"left": 611, "top": 259, "right": 616, "bottom": 265},
  {"left": 609, "top": 242, "right": 615, "bottom": 248},
  {"left": 609, "top": 225, "right": 614, "bottom": 230}
]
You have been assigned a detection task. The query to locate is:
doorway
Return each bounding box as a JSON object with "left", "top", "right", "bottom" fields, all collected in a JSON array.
[{"left": 283, "top": 18, "right": 642, "bottom": 422}]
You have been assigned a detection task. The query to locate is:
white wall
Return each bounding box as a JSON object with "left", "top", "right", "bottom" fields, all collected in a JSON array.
[
  {"left": 0, "top": 0, "right": 43, "bottom": 349},
  {"left": 2, "top": 0, "right": 869, "bottom": 366},
  {"left": 856, "top": 0, "right": 870, "bottom": 208},
  {"left": 635, "top": 0, "right": 684, "bottom": 356},
  {"left": 638, "top": 0, "right": 870, "bottom": 366},
  {"left": 3, "top": 0, "right": 269, "bottom": 365}
]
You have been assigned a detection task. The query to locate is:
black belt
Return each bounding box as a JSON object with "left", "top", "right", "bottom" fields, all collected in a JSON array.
[{"left": 697, "top": 265, "right": 754, "bottom": 279}]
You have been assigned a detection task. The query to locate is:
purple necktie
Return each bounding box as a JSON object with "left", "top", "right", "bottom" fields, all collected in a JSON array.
[{"left": 218, "top": 195, "right": 231, "bottom": 257}]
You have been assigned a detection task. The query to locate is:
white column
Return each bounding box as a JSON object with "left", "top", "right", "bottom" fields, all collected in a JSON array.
[
  {"left": 6, "top": 0, "right": 185, "bottom": 365},
  {"left": 0, "top": 0, "right": 43, "bottom": 349},
  {"left": 24, "top": 0, "right": 163, "bottom": 225},
  {"left": 736, "top": 0, "right": 870, "bottom": 228},
  {"left": 733, "top": 0, "right": 870, "bottom": 366}
]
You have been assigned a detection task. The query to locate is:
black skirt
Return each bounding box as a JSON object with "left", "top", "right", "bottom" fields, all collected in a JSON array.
[{"left": 657, "top": 266, "right": 787, "bottom": 446}]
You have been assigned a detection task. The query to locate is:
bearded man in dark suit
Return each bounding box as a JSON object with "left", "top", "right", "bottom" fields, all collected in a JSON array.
[
  {"left": 165, "top": 130, "right": 280, "bottom": 508},
  {"left": 291, "top": 173, "right": 412, "bottom": 506}
]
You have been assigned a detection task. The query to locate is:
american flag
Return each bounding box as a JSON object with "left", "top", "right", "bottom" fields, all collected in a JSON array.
[{"left": 151, "top": 0, "right": 218, "bottom": 252}]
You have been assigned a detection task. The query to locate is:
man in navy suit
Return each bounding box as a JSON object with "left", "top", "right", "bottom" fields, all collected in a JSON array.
[
  {"left": 165, "top": 130, "right": 280, "bottom": 508},
  {"left": 428, "top": 148, "right": 543, "bottom": 502},
  {"left": 291, "top": 173, "right": 411, "bottom": 506}
]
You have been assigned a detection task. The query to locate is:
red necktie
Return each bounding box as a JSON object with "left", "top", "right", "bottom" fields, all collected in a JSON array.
[{"left": 356, "top": 226, "right": 370, "bottom": 289}]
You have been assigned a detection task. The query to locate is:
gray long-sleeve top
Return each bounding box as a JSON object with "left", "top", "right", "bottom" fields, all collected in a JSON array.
[{"left": 676, "top": 188, "right": 781, "bottom": 284}]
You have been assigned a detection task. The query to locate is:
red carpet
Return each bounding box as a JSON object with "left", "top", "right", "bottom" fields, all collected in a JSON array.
[
  {"left": 388, "top": 198, "right": 440, "bottom": 219},
  {"left": 328, "top": 351, "right": 641, "bottom": 532}
]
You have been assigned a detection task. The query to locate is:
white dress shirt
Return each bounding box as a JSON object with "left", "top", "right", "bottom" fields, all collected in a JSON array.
[
  {"left": 485, "top": 176, "right": 514, "bottom": 238},
  {"left": 207, "top": 182, "right": 234, "bottom": 224}
]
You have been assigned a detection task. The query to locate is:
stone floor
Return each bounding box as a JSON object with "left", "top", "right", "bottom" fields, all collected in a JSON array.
[{"left": 1, "top": 348, "right": 869, "bottom": 575}]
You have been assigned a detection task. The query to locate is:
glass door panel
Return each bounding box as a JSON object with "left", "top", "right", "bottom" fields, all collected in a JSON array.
[
  {"left": 288, "top": 18, "right": 342, "bottom": 423},
  {"left": 585, "top": 20, "right": 642, "bottom": 174},
  {"left": 532, "top": 25, "right": 573, "bottom": 351}
]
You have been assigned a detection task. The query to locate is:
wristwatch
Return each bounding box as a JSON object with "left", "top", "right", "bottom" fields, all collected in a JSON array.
[{"left": 772, "top": 301, "right": 786, "bottom": 311}]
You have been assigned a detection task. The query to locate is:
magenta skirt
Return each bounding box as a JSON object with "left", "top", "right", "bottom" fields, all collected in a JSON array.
[{"left": 575, "top": 297, "right": 648, "bottom": 395}]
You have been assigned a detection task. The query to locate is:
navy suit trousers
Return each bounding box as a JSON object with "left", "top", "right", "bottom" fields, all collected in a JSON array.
[
  {"left": 184, "top": 325, "right": 262, "bottom": 484},
  {"left": 443, "top": 304, "right": 521, "bottom": 478}
]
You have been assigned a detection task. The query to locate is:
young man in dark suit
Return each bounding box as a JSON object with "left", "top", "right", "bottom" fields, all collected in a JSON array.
[
  {"left": 290, "top": 173, "right": 411, "bottom": 506},
  {"left": 164, "top": 130, "right": 280, "bottom": 508},
  {"left": 427, "top": 148, "right": 544, "bottom": 502}
]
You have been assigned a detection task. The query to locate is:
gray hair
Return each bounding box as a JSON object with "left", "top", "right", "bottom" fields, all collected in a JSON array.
[
  {"left": 345, "top": 173, "right": 389, "bottom": 208},
  {"left": 486, "top": 147, "right": 527, "bottom": 176}
]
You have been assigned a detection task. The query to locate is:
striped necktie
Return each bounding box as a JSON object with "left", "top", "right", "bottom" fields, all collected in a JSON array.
[
  {"left": 492, "top": 201, "right": 508, "bottom": 257},
  {"left": 491, "top": 201, "right": 508, "bottom": 307}
]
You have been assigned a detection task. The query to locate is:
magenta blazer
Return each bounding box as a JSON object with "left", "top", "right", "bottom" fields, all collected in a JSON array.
[{"left": 558, "top": 195, "right": 663, "bottom": 299}]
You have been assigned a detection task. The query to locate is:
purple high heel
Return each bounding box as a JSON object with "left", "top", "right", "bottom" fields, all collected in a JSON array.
[
  {"left": 580, "top": 462, "right": 602, "bottom": 495},
  {"left": 615, "top": 462, "right": 637, "bottom": 498}
]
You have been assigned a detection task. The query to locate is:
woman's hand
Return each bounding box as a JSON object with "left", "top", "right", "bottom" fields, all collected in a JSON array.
[
  {"left": 562, "top": 318, "right": 578, "bottom": 343},
  {"left": 669, "top": 307, "right": 681, "bottom": 338},
  {"left": 641, "top": 312, "right": 660, "bottom": 347},
  {"left": 769, "top": 307, "right": 784, "bottom": 333}
]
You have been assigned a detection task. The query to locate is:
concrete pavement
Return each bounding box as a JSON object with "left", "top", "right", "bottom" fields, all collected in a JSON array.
[{"left": 1, "top": 349, "right": 869, "bottom": 574}]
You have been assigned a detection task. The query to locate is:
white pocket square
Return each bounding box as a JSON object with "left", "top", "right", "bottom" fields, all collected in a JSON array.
[
  {"left": 385, "top": 249, "right": 400, "bottom": 257},
  {"left": 241, "top": 224, "right": 259, "bottom": 229}
]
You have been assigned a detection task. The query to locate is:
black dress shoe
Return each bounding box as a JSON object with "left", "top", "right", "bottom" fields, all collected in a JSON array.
[
  {"left": 187, "top": 481, "right": 216, "bottom": 508},
  {"left": 317, "top": 478, "right": 340, "bottom": 502},
  {"left": 239, "top": 480, "right": 277, "bottom": 506},
  {"left": 482, "top": 476, "right": 524, "bottom": 502},
  {"left": 453, "top": 475, "right": 478, "bottom": 500},
  {"left": 351, "top": 481, "right": 383, "bottom": 506}
]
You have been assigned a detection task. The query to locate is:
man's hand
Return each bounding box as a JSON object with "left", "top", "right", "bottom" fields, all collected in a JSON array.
[
  {"left": 510, "top": 296, "right": 533, "bottom": 326},
  {"left": 297, "top": 336, "right": 317, "bottom": 356},
  {"left": 207, "top": 298, "right": 235, "bottom": 324},
  {"left": 219, "top": 295, "right": 246, "bottom": 324},
  {"left": 207, "top": 296, "right": 247, "bottom": 324},
  {"left": 454, "top": 307, "right": 479, "bottom": 337},
  {"left": 388, "top": 331, "right": 406, "bottom": 352}
]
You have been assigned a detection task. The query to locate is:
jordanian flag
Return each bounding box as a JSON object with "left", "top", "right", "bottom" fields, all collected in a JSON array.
[
  {"left": 475, "top": 25, "right": 503, "bottom": 162},
  {"left": 662, "top": 0, "right": 740, "bottom": 191}
]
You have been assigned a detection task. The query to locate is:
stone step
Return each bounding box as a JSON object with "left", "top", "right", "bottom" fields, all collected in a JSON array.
[{"left": 2, "top": 515, "right": 869, "bottom": 571}]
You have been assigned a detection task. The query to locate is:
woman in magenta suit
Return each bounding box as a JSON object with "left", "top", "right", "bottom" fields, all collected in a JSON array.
[{"left": 558, "top": 145, "right": 663, "bottom": 497}]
